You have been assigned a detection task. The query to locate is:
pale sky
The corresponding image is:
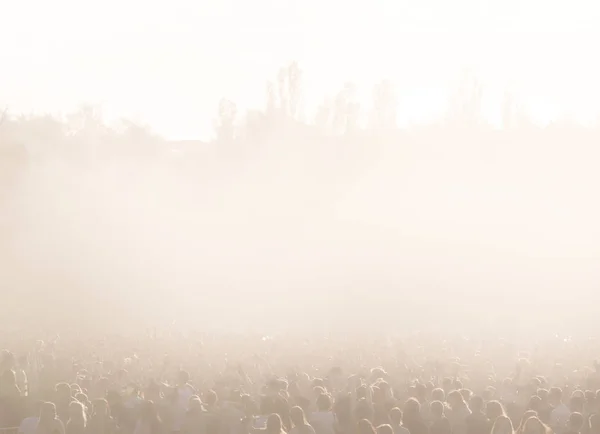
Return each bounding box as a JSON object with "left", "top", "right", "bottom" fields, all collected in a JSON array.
[{"left": 1, "top": 0, "right": 599, "bottom": 139}]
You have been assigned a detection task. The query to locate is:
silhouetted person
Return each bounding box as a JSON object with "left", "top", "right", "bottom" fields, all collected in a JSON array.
[
  {"left": 550, "top": 388, "right": 570, "bottom": 434},
  {"left": 182, "top": 397, "right": 206, "bottom": 434},
  {"left": 589, "top": 414, "right": 600, "bottom": 434},
  {"left": 428, "top": 401, "right": 450, "bottom": 434},
  {"left": 135, "top": 400, "right": 164, "bottom": 434},
  {"left": 36, "top": 402, "right": 66, "bottom": 434},
  {"left": 565, "top": 413, "right": 585, "bottom": 434},
  {"left": 66, "top": 401, "right": 86, "bottom": 434},
  {"left": 491, "top": 416, "right": 514, "bottom": 434},
  {"left": 87, "top": 399, "right": 117, "bottom": 434},
  {"left": 447, "top": 391, "right": 470, "bottom": 434},
  {"left": 290, "top": 406, "right": 316, "bottom": 434},
  {"left": 402, "top": 399, "right": 428, "bottom": 434},
  {"left": 311, "top": 393, "right": 335, "bottom": 434},
  {"left": 466, "top": 396, "right": 489, "bottom": 434},
  {"left": 388, "top": 407, "right": 409, "bottom": 434},
  {"left": 357, "top": 419, "right": 376, "bottom": 434}
]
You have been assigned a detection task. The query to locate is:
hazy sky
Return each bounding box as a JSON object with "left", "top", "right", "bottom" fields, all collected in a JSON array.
[{"left": 2, "top": 0, "right": 599, "bottom": 139}]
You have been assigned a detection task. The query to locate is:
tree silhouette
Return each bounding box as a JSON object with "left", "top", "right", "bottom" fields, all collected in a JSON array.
[
  {"left": 0, "top": 107, "right": 8, "bottom": 128},
  {"left": 449, "top": 70, "right": 484, "bottom": 125},
  {"left": 215, "top": 98, "right": 237, "bottom": 142},
  {"left": 66, "top": 104, "right": 105, "bottom": 135},
  {"left": 277, "top": 67, "right": 289, "bottom": 117},
  {"left": 265, "top": 80, "right": 277, "bottom": 119},
  {"left": 332, "top": 82, "right": 359, "bottom": 135},
  {"left": 502, "top": 91, "right": 514, "bottom": 130},
  {"left": 371, "top": 79, "right": 398, "bottom": 131},
  {"left": 315, "top": 97, "right": 333, "bottom": 133},
  {"left": 287, "top": 61, "right": 302, "bottom": 120}
]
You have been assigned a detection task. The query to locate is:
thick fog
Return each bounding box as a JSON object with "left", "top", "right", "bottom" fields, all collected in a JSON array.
[{"left": 2, "top": 127, "right": 599, "bottom": 339}]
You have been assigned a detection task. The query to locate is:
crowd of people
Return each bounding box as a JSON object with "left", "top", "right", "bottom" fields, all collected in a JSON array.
[{"left": 1, "top": 330, "right": 599, "bottom": 434}]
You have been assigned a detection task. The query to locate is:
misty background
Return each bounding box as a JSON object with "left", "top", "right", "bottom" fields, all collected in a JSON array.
[
  {"left": 2, "top": 106, "right": 599, "bottom": 339},
  {"left": 1, "top": 0, "right": 600, "bottom": 339}
]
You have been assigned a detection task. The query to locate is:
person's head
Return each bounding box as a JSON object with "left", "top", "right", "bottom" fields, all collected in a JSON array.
[
  {"left": 0, "top": 350, "right": 15, "bottom": 371},
  {"left": 40, "top": 402, "right": 57, "bottom": 422},
  {"left": 69, "top": 401, "right": 87, "bottom": 423},
  {"left": 291, "top": 406, "right": 307, "bottom": 427},
  {"left": 389, "top": 407, "right": 403, "bottom": 426},
  {"left": 522, "top": 417, "right": 548, "bottom": 434},
  {"left": 17, "top": 355, "right": 28, "bottom": 368},
  {"left": 486, "top": 401, "right": 506, "bottom": 421},
  {"left": 590, "top": 413, "right": 600, "bottom": 433},
  {"left": 430, "top": 401, "right": 444, "bottom": 419},
  {"left": 178, "top": 370, "right": 190, "bottom": 386},
  {"left": 146, "top": 381, "right": 162, "bottom": 399},
  {"left": 414, "top": 383, "right": 426, "bottom": 402},
  {"left": 376, "top": 424, "right": 394, "bottom": 434},
  {"left": 71, "top": 383, "right": 82, "bottom": 395},
  {"left": 568, "top": 413, "right": 584, "bottom": 433},
  {"left": 312, "top": 378, "right": 325, "bottom": 389},
  {"left": 403, "top": 398, "right": 421, "bottom": 420},
  {"left": 570, "top": 395, "right": 585, "bottom": 413},
  {"left": 266, "top": 413, "right": 284, "bottom": 434},
  {"left": 502, "top": 378, "right": 513, "bottom": 392},
  {"left": 537, "top": 389, "right": 549, "bottom": 401},
  {"left": 517, "top": 411, "right": 538, "bottom": 432},
  {"left": 432, "top": 388, "right": 445, "bottom": 402},
  {"left": 266, "top": 379, "right": 281, "bottom": 397},
  {"left": 470, "top": 396, "right": 484, "bottom": 413},
  {"left": 371, "top": 368, "right": 387, "bottom": 382},
  {"left": 313, "top": 386, "right": 327, "bottom": 398},
  {"left": 483, "top": 387, "right": 496, "bottom": 402},
  {"left": 358, "top": 419, "right": 376, "bottom": 434},
  {"left": 549, "top": 387, "right": 563, "bottom": 406},
  {"left": 75, "top": 393, "right": 89, "bottom": 405},
  {"left": 29, "top": 401, "right": 44, "bottom": 418},
  {"left": 1, "top": 369, "right": 17, "bottom": 388},
  {"left": 459, "top": 389, "right": 472, "bottom": 402},
  {"left": 288, "top": 381, "right": 301, "bottom": 398},
  {"left": 491, "top": 415, "right": 514, "bottom": 434},
  {"left": 448, "top": 390, "right": 467, "bottom": 410},
  {"left": 316, "top": 393, "right": 332, "bottom": 412},
  {"left": 56, "top": 382, "right": 72, "bottom": 401},
  {"left": 189, "top": 396, "right": 203, "bottom": 412},
  {"left": 584, "top": 390, "right": 595, "bottom": 404},
  {"left": 371, "top": 386, "right": 384, "bottom": 404},
  {"left": 442, "top": 378, "right": 453, "bottom": 393},
  {"left": 205, "top": 389, "right": 218, "bottom": 407},
  {"left": 527, "top": 396, "right": 542, "bottom": 412},
  {"left": 140, "top": 400, "right": 159, "bottom": 421},
  {"left": 355, "top": 398, "right": 373, "bottom": 421},
  {"left": 357, "top": 385, "right": 367, "bottom": 400},
  {"left": 92, "top": 399, "right": 110, "bottom": 417}
]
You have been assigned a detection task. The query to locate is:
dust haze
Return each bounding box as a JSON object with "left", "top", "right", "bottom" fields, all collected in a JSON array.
[
  {"left": 2, "top": 113, "right": 600, "bottom": 340},
  {"left": 2, "top": 25, "right": 600, "bottom": 341}
]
